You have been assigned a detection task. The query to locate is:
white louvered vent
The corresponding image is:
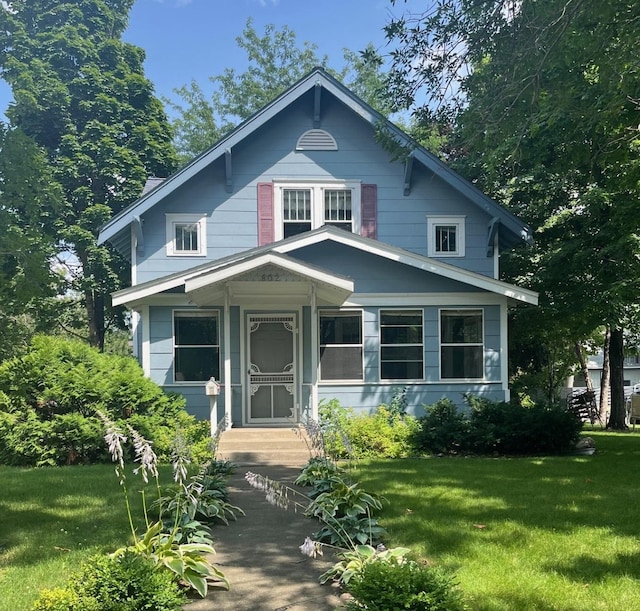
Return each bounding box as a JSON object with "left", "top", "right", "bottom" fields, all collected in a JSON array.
[{"left": 296, "top": 129, "right": 338, "bottom": 151}]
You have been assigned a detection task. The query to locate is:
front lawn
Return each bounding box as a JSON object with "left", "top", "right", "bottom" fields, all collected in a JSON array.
[
  {"left": 2, "top": 431, "right": 640, "bottom": 610},
  {"left": 0, "top": 464, "right": 176, "bottom": 611},
  {"left": 354, "top": 430, "right": 640, "bottom": 610}
]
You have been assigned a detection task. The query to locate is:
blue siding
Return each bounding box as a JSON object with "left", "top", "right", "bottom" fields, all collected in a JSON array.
[{"left": 134, "top": 95, "right": 496, "bottom": 285}]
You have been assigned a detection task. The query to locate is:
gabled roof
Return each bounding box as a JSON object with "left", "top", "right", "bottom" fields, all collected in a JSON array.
[
  {"left": 98, "top": 67, "right": 532, "bottom": 250},
  {"left": 111, "top": 226, "right": 538, "bottom": 307}
]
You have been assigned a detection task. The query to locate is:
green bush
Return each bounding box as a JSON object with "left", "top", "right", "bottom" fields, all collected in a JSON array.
[
  {"left": 413, "top": 395, "right": 583, "bottom": 456},
  {"left": 320, "top": 400, "right": 419, "bottom": 459},
  {"left": 0, "top": 336, "right": 209, "bottom": 466},
  {"left": 32, "top": 551, "right": 186, "bottom": 611},
  {"left": 345, "top": 558, "right": 466, "bottom": 611}
]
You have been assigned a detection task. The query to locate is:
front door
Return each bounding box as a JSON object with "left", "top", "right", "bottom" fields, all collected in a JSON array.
[{"left": 247, "top": 314, "right": 296, "bottom": 424}]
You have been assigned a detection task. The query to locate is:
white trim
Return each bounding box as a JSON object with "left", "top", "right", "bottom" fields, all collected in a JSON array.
[
  {"left": 273, "top": 180, "right": 361, "bottom": 241},
  {"left": 493, "top": 231, "right": 500, "bottom": 279},
  {"left": 500, "top": 301, "right": 509, "bottom": 392},
  {"left": 140, "top": 305, "right": 150, "bottom": 377},
  {"left": 172, "top": 309, "right": 220, "bottom": 384},
  {"left": 130, "top": 225, "right": 138, "bottom": 285},
  {"left": 427, "top": 215, "right": 466, "bottom": 258},
  {"left": 378, "top": 308, "right": 425, "bottom": 382},
  {"left": 310, "top": 287, "right": 319, "bottom": 421},
  {"left": 318, "top": 308, "right": 364, "bottom": 383},
  {"left": 344, "top": 293, "right": 509, "bottom": 307},
  {"left": 165, "top": 213, "right": 207, "bottom": 257},
  {"left": 224, "top": 291, "right": 232, "bottom": 427},
  {"left": 438, "top": 308, "right": 485, "bottom": 382}
]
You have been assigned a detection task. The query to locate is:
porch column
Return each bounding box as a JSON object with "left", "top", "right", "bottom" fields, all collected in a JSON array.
[
  {"left": 310, "top": 285, "right": 319, "bottom": 420},
  {"left": 224, "top": 289, "right": 232, "bottom": 427}
]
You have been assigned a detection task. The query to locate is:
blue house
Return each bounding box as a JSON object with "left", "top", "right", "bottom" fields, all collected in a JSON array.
[{"left": 98, "top": 67, "right": 538, "bottom": 428}]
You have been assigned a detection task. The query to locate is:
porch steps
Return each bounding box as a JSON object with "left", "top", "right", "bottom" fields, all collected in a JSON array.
[{"left": 215, "top": 427, "right": 312, "bottom": 467}]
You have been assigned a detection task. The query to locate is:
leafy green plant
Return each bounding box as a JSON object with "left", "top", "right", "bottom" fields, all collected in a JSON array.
[
  {"left": 319, "top": 544, "right": 411, "bottom": 584},
  {"left": 113, "top": 521, "right": 227, "bottom": 598},
  {"left": 97, "top": 412, "right": 230, "bottom": 598},
  {"left": 306, "top": 476, "right": 386, "bottom": 546},
  {"left": 294, "top": 456, "right": 343, "bottom": 497},
  {"left": 344, "top": 557, "right": 467, "bottom": 610},
  {"left": 0, "top": 335, "right": 210, "bottom": 466},
  {"left": 32, "top": 551, "right": 186, "bottom": 611},
  {"left": 413, "top": 395, "right": 583, "bottom": 456}
]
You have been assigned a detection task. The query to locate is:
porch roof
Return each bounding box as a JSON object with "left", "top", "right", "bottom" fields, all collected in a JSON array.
[{"left": 111, "top": 226, "right": 538, "bottom": 308}]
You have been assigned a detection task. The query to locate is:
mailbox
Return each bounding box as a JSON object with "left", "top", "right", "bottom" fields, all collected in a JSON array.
[{"left": 205, "top": 377, "right": 220, "bottom": 396}]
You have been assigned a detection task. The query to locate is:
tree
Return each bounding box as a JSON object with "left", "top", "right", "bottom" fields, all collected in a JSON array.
[
  {"left": 0, "top": 125, "right": 63, "bottom": 359},
  {"left": 385, "top": 0, "right": 640, "bottom": 427},
  {"left": 166, "top": 20, "right": 395, "bottom": 164},
  {"left": 0, "top": 0, "right": 177, "bottom": 350}
]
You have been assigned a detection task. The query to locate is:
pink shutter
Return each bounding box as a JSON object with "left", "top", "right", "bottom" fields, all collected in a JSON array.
[
  {"left": 257, "top": 182, "right": 275, "bottom": 246},
  {"left": 361, "top": 184, "right": 377, "bottom": 239}
]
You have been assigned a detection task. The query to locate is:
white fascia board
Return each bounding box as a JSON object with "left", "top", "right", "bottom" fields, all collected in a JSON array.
[
  {"left": 276, "top": 230, "right": 538, "bottom": 305},
  {"left": 185, "top": 252, "right": 354, "bottom": 294},
  {"left": 344, "top": 293, "right": 510, "bottom": 307}
]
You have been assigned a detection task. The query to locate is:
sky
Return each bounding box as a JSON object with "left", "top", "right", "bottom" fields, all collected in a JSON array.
[{"left": 0, "top": 0, "right": 426, "bottom": 119}]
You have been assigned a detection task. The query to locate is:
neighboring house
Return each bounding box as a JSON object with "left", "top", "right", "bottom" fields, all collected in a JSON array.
[{"left": 98, "top": 67, "right": 538, "bottom": 428}]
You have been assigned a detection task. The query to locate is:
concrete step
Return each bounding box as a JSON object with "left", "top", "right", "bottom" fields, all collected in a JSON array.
[{"left": 216, "top": 427, "right": 312, "bottom": 467}]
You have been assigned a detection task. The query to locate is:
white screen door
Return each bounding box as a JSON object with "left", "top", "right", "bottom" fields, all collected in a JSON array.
[{"left": 247, "top": 314, "right": 296, "bottom": 423}]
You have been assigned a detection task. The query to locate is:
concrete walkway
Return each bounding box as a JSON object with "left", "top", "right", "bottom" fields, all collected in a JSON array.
[{"left": 183, "top": 465, "right": 344, "bottom": 611}]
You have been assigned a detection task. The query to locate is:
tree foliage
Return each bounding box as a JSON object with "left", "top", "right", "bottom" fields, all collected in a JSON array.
[
  {"left": 386, "top": 0, "right": 640, "bottom": 427},
  {"left": 166, "top": 19, "right": 395, "bottom": 164},
  {"left": 0, "top": 0, "right": 177, "bottom": 349}
]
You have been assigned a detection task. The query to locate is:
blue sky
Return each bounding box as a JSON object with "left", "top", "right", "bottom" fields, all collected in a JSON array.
[{"left": 0, "top": 0, "right": 425, "bottom": 118}]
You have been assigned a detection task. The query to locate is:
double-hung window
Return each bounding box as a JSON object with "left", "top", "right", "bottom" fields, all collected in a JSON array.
[
  {"left": 440, "top": 309, "right": 484, "bottom": 379},
  {"left": 276, "top": 182, "right": 359, "bottom": 240},
  {"left": 427, "top": 216, "right": 465, "bottom": 257},
  {"left": 319, "top": 311, "right": 363, "bottom": 381},
  {"left": 173, "top": 311, "right": 220, "bottom": 382},
  {"left": 380, "top": 310, "right": 424, "bottom": 380},
  {"left": 166, "top": 214, "right": 207, "bottom": 256}
]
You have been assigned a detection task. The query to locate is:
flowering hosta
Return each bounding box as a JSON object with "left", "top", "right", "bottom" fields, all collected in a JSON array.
[
  {"left": 246, "top": 466, "right": 404, "bottom": 586},
  {"left": 97, "top": 411, "right": 229, "bottom": 597}
]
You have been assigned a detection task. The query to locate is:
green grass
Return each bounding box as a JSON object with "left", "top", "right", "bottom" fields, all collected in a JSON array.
[
  {"left": 353, "top": 430, "right": 640, "bottom": 610},
  {"left": 0, "top": 464, "right": 176, "bottom": 611}
]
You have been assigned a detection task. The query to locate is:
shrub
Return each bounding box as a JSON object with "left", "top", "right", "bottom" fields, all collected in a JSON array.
[
  {"left": 344, "top": 558, "right": 466, "bottom": 611},
  {"left": 0, "top": 336, "right": 208, "bottom": 466},
  {"left": 319, "top": 399, "right": 419, "bottom": 460},
  {"left": 413, "top": 395, "right": 583, "bottom": 456},
  {"left": 31, "top": 551, "right": 186, "bottom": 611}
]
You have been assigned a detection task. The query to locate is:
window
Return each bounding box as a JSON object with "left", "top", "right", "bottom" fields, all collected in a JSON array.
[
  {"left": 427, "top": 216, "right": 465, "bottom": 257},
  {"left": 440, "top": 310, "right": 483, "bottom": 379},
  {"left": 275, "top": 182, "right": 360, "bottom": 240},
  {"left": 166, "top": 214, "right": 206, "bottom": 256},
  {"left": 173, "top": 311, "right": 219, "bottom": 382},
  {"left": 380, "top": 310, "right": 423, "bottom": 380},
  {"left": 319, "top": 311, "right": 363, "bottom": 381}
]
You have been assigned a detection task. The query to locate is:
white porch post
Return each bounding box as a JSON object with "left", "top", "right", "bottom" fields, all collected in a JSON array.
[
  {"left": 140, "top": 305, "right": 150, "bottom": 377},
  {"left": 224, "top": 289, "right": 232, "bottom": 428},
  {"left": 500, "top": 299, "right": 510, "bottom": 402},
  {"left": 310, "top": 285, "right": 319, "bottom": 421}
]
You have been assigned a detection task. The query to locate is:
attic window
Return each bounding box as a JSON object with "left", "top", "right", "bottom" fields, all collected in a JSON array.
[{"left": 296, "top": 129, "right": 337, "bottom": 151}]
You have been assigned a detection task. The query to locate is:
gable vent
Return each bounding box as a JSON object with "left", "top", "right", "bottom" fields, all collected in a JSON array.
[{"left": 296, "top": 129, "right": 337, "bottom": 151}]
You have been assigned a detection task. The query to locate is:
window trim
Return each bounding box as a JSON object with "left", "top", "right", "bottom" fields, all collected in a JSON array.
[
  {"left": 379, "top": 308, "right": 424, "bottom": 381},
  {"left": 273, "top": 180, "right": 361, "bottom": 240},
  {"left": 439, "top": 308, "right": 484, "bottom": 381},
  {"left": 318, "top": 309, "right": 364, "bottom": 383},
  {"left": 173, "top": 309, "right": 220, "bottom": 384},
  {"left": 427, "top": 216, "right": 466, "bottom": 257},
  {"left": 166, "top": 213, "right": 207, "bottom": 256}
]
